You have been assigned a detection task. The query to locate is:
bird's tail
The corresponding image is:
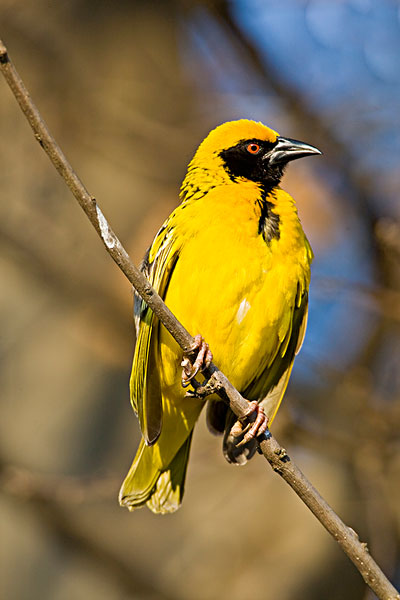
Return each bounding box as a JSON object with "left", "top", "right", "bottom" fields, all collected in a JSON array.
[{"left": 119, "top": 433, "right": 193, "bottom": 514}]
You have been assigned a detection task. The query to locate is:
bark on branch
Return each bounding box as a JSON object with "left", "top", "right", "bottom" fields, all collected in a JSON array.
[{"left": 0, "top": 38, "right": 398, "bottom": 600}]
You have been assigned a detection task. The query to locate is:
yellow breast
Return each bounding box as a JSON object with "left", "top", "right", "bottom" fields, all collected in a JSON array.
[{"left": 159, "top": 182, "right": 312, "bottom": 396}]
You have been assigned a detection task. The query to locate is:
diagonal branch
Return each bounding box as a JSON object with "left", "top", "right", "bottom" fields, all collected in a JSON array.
[{"left": 0, "top": 38, "right": 398, "bottom": 600}]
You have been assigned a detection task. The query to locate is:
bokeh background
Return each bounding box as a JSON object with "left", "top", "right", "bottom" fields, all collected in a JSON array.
[{"left": 1, "top": 1, "right": 399, "bottom": 599}]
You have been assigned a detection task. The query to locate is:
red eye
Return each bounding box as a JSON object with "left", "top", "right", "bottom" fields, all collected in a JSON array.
[{"left": 247, "top": 143, "right": 261, "bottom": 154}]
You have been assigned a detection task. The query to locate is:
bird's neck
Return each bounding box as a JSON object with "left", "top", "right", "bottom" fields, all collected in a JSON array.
[
  {"left": 180, "top": 165, "right": 311, "bottom": 261},
  {"left": 261, "top": 186, "right": 313, "bottom": 263},
  {"left": 180, "top": 157, "right": 231, "bottom": 204},
  {"left": 256, "top": 184, "right": 282, "bottom": 244}
]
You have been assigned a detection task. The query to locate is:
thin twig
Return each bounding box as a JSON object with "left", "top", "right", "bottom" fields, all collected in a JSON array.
[{"left": 0, "top": 38, "right": 398, "bottom": 600}]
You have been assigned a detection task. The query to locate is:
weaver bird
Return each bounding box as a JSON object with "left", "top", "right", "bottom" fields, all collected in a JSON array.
[{"left": 119, "top": 120, "right": 321, "bottom": 514}]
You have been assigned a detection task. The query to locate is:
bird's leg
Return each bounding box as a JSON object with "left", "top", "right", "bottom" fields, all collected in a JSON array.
[
  {"left": 234, "top": 401, "right": 269, "bottom": 447},
  {"left": 181, "top": 334, "right": 213, "bottom": 388}
]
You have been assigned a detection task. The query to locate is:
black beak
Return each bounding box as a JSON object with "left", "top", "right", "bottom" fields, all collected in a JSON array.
[{"left": 267, "top": 136, "right": 322, "bottom": 166}]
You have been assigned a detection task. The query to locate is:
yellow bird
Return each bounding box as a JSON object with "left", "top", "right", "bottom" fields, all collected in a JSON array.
[{"left": 119, "top": 119, "right": 320, "bottom": 514}]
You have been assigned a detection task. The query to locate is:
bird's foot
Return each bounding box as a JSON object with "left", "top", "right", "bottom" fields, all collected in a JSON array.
[
  {"left": 232, "top": 401, "right": 269, "bottom": 447},
  {"left": 181, "top": 334, "right": 213, "bottom": 388},
  {"left": 185, "top": 372, "right": 220, "bottom": 399}
]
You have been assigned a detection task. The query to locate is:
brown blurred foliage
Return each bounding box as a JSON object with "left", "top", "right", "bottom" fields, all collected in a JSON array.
[{"left": 0, "top": 2, "right": 399, "bottom": 600}]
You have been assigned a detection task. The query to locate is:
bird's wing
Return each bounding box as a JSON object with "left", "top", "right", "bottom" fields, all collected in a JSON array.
[
  {"left": 222, "top": 287, "right": 308, "bottom": 464},
  {"left": 130, "top": 220, "right": 181, "bottom": 445},
  {"left": 245, "top": 286, "right": 309, "bottom": 422}
]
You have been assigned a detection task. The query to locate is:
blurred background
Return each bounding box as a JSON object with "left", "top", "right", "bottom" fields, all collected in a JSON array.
[{"left": 0, "top": 1, "right": 399, "bottom": 599}]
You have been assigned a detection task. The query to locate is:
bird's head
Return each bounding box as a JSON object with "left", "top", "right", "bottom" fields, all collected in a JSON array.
[{"left": 181, "top": 120, "right": 321, "bottom": 200}]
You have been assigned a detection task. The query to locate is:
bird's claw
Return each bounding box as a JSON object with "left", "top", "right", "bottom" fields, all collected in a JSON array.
[
  {"left": 234, "top": 401, "right": 269, "bottom": 447},
  {"left": 184, "top": 373, "right": 220, "bottom": 398},
  {"left": 181, "top": 334, "right": 213, "bottom": 388}
]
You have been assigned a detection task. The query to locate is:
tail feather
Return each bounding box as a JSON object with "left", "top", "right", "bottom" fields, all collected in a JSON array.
[
  {"left": 147, "top": 433, "right": 193, "bottom": 514},
  {"left": 119, "top": 433, "right": 193, "bottom": 514}
]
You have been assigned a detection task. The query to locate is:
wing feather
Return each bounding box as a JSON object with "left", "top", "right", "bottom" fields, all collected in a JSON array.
[
  {"left": 222, "top": 286, "right": 309, "bottom": 464},
  {"left": 244, "top": 287, "right": 309, "bottom": 421},
  {"left": 130, "top": 219, "right": 181, "bottom": 445}
]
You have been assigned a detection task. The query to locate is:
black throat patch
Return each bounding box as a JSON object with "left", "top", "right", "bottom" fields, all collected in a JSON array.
[
  {"left": 218, "top": 139, "right": 282, "bottom": 244},
  {"left": 257, "top": 187, "right": 280, "bottom": 243}
]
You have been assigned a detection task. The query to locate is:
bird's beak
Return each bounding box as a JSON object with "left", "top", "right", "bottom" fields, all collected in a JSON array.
[{"left": 267, "top": 136, "right": 322, "bottom": 166}]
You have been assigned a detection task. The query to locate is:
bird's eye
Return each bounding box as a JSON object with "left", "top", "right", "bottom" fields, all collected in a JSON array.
[{"left": 246, "top": 143, "right": 261, "bottom": 154}]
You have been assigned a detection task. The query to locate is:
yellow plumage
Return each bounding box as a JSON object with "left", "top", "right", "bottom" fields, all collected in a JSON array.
[{"left": 119, "top": 119, "right": 320, "bottom": 514}]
